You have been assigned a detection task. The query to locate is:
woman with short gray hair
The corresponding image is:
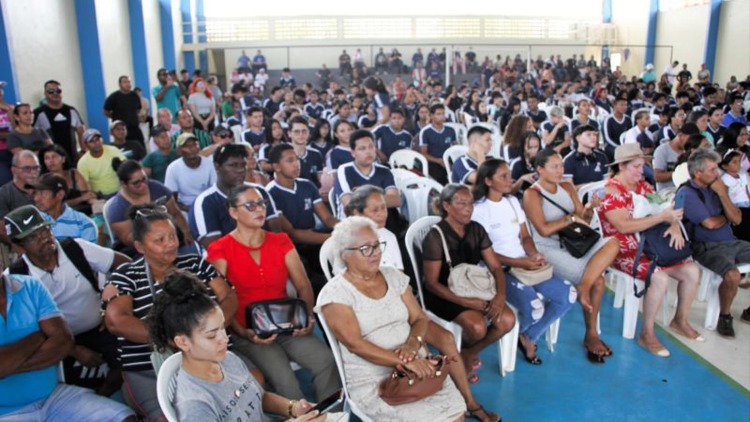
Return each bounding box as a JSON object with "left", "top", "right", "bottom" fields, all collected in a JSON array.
[{"left": 317, "top": 216, "right": 499, "bottom": 421}]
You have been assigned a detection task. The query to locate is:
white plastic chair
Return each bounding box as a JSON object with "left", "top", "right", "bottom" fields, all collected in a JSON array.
[
  {"left": 395, "top": 176, "right": 443, "bottom": 224},
  {"left": 315, "top": 311, "right": 374, "bottom": 422},
  {"left": 442, "top": 145, "right": 468, "bottom": 184},
  {"left": 102, "top": 197, "right": 117, "bottom": 246},
  {"left": 319, "top": 237, "right": 336, "bottom": 282},
  {"left": 329, "top": 189, "right": 340, "bottom": 219},
  {"left": 695, "top": 262, "right": 750, "bottom": 330},
  {"left": 577, "top": 180, "right": 607, "bottom": 205},
  {"left": 444, "top": 122, "right": 467, "bottom": 145},
  {"left": 404, "top": 216, "right": 521, "bottom": 376},
  {"left": 156, "top": 352, "right": 182, "bottom": 422},
  {"left": 388, "top": 149, "right": 429, "bottom": 177}
]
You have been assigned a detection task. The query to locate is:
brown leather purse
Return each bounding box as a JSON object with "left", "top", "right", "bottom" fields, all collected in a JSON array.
[{"left": 378, "top": 355, "right": 453, "bottom": 406}]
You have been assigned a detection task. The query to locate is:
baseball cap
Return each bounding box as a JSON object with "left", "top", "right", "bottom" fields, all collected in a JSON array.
[
  {"left": 4, "top": 205, "right": 52, "bottom": 242},
  {"left": 83, "top": 128, "right": 102, "bottom": 143},
  {"left": 109, "top": 120, "right": 126, "bottom": 132},
  {"left": 32, "top": 173, "right": 68, "bottom": 196},
  {"left": 212, "top": 127, "right": 232, "bottom": 137},
  {"left": 645, "top": 63, "right": 654, "bottom": 70},
  {"left": 175, "top": 133, "right": 197, "bottom": 148}
]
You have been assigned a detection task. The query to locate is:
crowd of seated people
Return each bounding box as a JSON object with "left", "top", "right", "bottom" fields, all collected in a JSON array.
[{"left": 0, "top": 51, "right": 749, "bottom": 421}]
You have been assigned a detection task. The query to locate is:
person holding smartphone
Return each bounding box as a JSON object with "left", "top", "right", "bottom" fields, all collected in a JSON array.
[{"left": 147, "top": 271, "right": 327, "bottom": 421}]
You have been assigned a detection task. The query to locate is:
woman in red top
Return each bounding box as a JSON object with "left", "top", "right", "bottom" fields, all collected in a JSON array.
[
  {"left": 207, "top": 184, "right": 341, "bottom": 402},
  {"left": 598, "top": 144, "right": 702, "bottom": 357}
]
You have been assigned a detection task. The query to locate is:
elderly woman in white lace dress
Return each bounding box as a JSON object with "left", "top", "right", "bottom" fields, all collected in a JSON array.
[{"left": 316, "top": 217, "right": 500, "bottom": 422}]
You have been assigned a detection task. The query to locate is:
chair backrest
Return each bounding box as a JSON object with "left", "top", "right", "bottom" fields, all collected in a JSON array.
[
  {"left": 577, "top": 179, "right": 607, "bottom": 204},
  {"left": 230, "top": 125, "right": 242, "bottom": 144},
  {"left": 315, "top": 310, "right": 374, "bottom": 422},
  {"left": 101, "top": 197, "right": 117, "bottom": 246},
  {"left": 444, "top": 122, "right": 467, "bottom": 145},
  {"left": 404, "top": 216, "right": 441, "bottom": 308},
  {"left": 395, "top": 176, "right": 443, "bottom": 224},
  {"left": 443, "top": 145, "right": 469, "bottom": 183},
  {"left": 319, "top": 237, "right": 336, "bottom": 281},
  {"left": 388, "top": 149, "right": 429, "bottom": 177},
  {"left": 156, "top": 352, "right": 182, "bottom": 422},
  {"left": 328, "top": 189, "right": 340, "bottom": 219}
]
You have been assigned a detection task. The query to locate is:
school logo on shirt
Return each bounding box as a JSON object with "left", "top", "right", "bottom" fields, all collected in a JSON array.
[
  {"left": 304, "top": 198, "right": 312, "bottom": 211},
  {"left": 445, "top": 137, "right": 453, "bottom": 144}
]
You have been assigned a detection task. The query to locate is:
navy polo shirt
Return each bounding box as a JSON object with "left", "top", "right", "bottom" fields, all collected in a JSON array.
[
  {"left": 562, "top": 150, "right": 608, "bottom": 185},
  {"left": 266, "top": 179, "right": 321, "bottom": 230},
  {"left": 374, "top": 124, "right": 412, "bottom": 160},
  {"left": 570, "top": 117, "right": 599, "bottom": 133},
  {"left": 418, "top": 124, "right": 457, "bottom": 158},
  {"left": 452, "top": 154, "right": 486, "bottom": 184},
  {"left": 541, "top": 120, "right": 570, "bottom": 148},
  {"left": 304, "top": 102, "right": 325, "bottom": 120},
  {"left": 326, "top": 145, "right": 354, "bottom": 169},
  {"left": 334, "top": 162, "right": 397, "bottom": 202},
  {"left": 681, "top": 180, "right": 734, "bottom": 243},
  {"left": 298, "top": 147, "right": 324, "bottom": 184},
  {"left": 603, "top": 115, "right": 633, "bottom": 150},
  {"left": 242, "top": 128, "right": 266, "bottom": 147},
  {"left": 189, "top": 183, "right": 279, "bottom": 241},
  {"left": 525, "top": 109, "right": 548, "bottom": 125},
  {"left": 372, "top": 93, "right": 391, "bottom": 121}
]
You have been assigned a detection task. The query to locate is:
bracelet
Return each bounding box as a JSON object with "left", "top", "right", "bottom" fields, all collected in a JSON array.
[{"left": 288, "top": 400, "right": 299, "bottom": 418}]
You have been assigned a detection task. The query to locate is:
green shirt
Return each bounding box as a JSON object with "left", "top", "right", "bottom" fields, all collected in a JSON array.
[
  {"left": 142, "top": 149, "right": 180, "bottom": 183},
  {"left": 170, "top": 129, "right": 212, "bottom": 150}
]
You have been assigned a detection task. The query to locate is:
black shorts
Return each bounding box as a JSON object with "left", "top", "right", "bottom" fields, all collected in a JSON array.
[{"left": 692, "top": 240, "right": 750, "bottom": 278}]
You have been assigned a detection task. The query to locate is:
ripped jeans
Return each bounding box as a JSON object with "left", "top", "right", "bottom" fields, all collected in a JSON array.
[{"left": 504, "top": 270, "right": 576, "bottom": 342}]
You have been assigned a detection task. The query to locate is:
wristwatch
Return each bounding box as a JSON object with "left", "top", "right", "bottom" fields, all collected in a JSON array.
[{"left": 566, "top": 214, "right": 576, "bottom": 224}]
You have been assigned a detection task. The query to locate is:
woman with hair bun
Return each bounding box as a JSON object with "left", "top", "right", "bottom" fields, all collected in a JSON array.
[{"left": 147, "top": 271, "right": 326, "bottom": 422}]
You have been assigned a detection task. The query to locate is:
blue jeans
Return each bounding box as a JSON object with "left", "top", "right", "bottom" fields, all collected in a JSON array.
[{"left": 504, "top": 270, "right": 576, "bottom": 342}]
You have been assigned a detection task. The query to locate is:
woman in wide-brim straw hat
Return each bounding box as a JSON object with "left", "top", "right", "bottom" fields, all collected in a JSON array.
[{"left": 597, "top": 143, "right": 704, "bottom": 357}]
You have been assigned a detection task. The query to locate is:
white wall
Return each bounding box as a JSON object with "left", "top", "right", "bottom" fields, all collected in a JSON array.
[
  {"left": 172, "top": 0, "right": 184, "bottom": 70},
  {"left": 3, "top": 0, "right": 86, "bottom": 119},
  {"left": 654, "top": 4, "right": 709, "bottom": 80},
  {"left": 715, "top": 0, "right": 750, "bottom": 86},
  {"left": 610, "top": 0, "right": 649, "bottom": 78},
  {"left": 96, "top": 0, "right": 134, "bottom": 94},
  {"left": 143, "top": 0, "right": 165, "bottom": 100}
]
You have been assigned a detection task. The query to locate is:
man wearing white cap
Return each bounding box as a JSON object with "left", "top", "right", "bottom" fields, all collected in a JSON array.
[
  {"left": 640, "top": 64, "right": 657, "bottom": 84},
  {"left": 76, "top": 129, "right": 126, "bottom": 198}
]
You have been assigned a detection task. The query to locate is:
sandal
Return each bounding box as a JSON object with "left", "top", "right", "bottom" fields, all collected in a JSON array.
[
  {"left": 467, "top": 371, "right": 480, "bottom": 384},
  {"left": 466, "top": 405, "right": 501, "bottom": 422},
  {"left": 472, "top": 358, "right": 483, "bottom": 371},
  {"left": 584, "top": 345, "right": 606, "bottom": 364},
  {"left": 601, "top": 341, "right": 613, "bottom": 357},
  {"left": 517, "top": 339, "right": 542, "bottom": 365}
]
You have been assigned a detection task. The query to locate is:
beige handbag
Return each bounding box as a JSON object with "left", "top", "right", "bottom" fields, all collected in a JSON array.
[
  {"left": 509, "top": 264, "right": 554, "bottom": 286},
  {"left": 433, "top": 225, "right": 497, "bottom": 301}
]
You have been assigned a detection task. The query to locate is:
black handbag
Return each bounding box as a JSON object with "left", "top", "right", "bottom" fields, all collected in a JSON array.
[
  {"left": 247, "top": 298, "right": 308, "bottom": 338},
  {"left": 537, "top": 190, "right": 601, "bottom": 258}
]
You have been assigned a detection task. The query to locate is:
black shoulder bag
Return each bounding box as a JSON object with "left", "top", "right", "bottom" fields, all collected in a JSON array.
[{"left": 536, "top": 189, "right": 601, "bottom": 258}]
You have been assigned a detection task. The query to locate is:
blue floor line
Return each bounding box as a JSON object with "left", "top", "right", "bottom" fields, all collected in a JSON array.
[{"left": 470, "top": 293, "right": 750, "bottom": 421}]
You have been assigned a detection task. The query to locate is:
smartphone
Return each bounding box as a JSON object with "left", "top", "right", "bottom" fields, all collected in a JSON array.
[
  {"left": 674, "top": 189, "right": 686, "bottom": 210},
  {"left": 309, "top": 389, "right": 343, "bottom": 415}
]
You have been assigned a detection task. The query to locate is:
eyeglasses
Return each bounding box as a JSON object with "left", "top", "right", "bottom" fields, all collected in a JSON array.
[
  {"left": 128, "top": 177, "right": 148, "bottom": 187},
  {"left": 135, "top": 205, "right": 168, "bottom": 220},
  {"left": 46, "top": 89, "right": 62, "bottom": 95},
  {"left": 345, "top": 241, "right": 386, "bottom": 257},
  {"left": 237, "top": 199, "right": 268, "bottom": 212},
  {"left": 451, "top": 201, "right": 472, "bottom": 208},
  {"left": 13, "top": 165, "right": 40, "bottom": 172}
]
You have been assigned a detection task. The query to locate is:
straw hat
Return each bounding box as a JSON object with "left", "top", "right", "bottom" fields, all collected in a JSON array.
[{"left": 608, "top": 143, "right": 649, "bottom": 167}]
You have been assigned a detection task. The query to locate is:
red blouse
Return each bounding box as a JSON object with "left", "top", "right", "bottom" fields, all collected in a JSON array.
[{"left": 207, "top": 231, "right": 294, "bottom": 327}]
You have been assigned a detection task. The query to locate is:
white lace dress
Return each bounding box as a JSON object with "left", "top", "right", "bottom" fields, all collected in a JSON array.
[{"left": 315, "top": 266, "right": 466, "bottom": 422}]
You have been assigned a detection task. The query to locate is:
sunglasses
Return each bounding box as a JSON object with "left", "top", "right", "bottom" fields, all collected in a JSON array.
[
  {"left": 46, "top": 89, "right": 62, "bottom": 95},
  {"left": 128, "top": 177, "right": 148, "bottom": 187},
  {"left": 237, "top": 199, "right": 267, "bottom": 212},
  {"left": 217, "top": 133, "right": 232, "bottom": 139},
  {"left": 135, "top": 205, "right": 168, "bottom": 220}
]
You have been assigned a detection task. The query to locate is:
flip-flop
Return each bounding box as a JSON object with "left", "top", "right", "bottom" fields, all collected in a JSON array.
[
  {"left": 466, "top": 405, "right": 501, "bottom": 422},
  {"left": 600, "top": 340, "right": 614, "bottom": 357},
  {"left": 468, "top": 370, "right": 480, "bottom": 384}
]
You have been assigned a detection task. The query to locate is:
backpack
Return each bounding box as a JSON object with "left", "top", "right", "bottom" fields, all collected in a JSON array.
[
  {"left": 632, "top": 222, "right": 692, "bottom": 297},
  {"left": 10, "top": 238, "right": 100, "bottom": 293}
]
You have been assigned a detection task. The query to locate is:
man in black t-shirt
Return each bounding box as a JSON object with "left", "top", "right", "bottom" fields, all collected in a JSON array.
[
  {"left": 33, "top": 80, "right": 86, "bottom": 160},
  {"left": 109, "top": 120, "right": 146, "bottom": 161},
  {"left": 103, "top": 75, "right": 143, "bottom": 144}
]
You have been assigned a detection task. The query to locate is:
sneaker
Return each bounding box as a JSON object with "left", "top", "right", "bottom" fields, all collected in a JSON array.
[
  {"left": 717, "top": 314, "right": 735, "bottom": 338},
  {"left": 741, "top": 308, "right": 750, "bottom": 325}
]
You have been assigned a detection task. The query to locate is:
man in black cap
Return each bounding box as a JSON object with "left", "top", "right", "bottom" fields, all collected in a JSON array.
[
  {"left": 200, "top": 125, "right": 235, "bottom": 158},
  {"left": 32, "top": 173, "right": 98, "bottom": 244},
  {"left": 4, "top": 205, "right": 132, "bottom": 398}
]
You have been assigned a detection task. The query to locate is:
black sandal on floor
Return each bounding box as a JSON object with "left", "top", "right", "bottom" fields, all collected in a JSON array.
[
  {"left": 585, "top": 345, "right": 606, "bottom": 364},
  {"left": 517, "top": 339, "right": 542, "bottom": 365},
  {"left": 466, "top": 405, "right": 501, "bottom": 422}
]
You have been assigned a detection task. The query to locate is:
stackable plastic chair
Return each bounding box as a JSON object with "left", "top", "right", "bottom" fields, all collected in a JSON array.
[
  {"left": 388, "top": 149, "right": 429, "bottom": 178},
  {"left": 156, "top": 352, "right": 182, "bottom": 422},
  {"left": 393, "top": 176, "right": 444, "bottom": 224},
  {"left": 695, "top": 262, "right": 750, "bottom": 330},
  {"left": 442, "top": 145, "right": 469, "bottom": 184}
]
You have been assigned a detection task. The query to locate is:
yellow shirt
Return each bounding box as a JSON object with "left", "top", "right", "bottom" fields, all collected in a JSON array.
[{"left": 77, "top": 145, "right": 126, "bottom": 196}]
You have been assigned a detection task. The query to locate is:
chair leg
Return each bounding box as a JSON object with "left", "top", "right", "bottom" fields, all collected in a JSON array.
[
  {"left": 661, "top": 289, "right": 671, "bottom": 327},
  {"left": 546, "top": 319, "right": 560, "bottom": 353},
  {"left": 622, "top": 277, "right": 640, "bottom": 339},
  {"left": 498, "top": 318, "right": 520, "bottom": 376},
  {"left": 704, "top": 275, "right": 722, "bottom": 330},
  {"left": 613, "top": 272, "right": 626, "bottom": 309}
]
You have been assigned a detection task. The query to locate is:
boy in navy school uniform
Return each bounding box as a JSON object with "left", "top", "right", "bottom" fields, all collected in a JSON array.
[
  {"left": 418, "top": 104, "right": 457, "bottom": 185},
  {"left": 374, "top": 107, "right": 412, "bottom": 163}
]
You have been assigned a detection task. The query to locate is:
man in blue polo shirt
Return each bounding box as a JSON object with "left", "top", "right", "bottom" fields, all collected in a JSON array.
[
  {"left": 452, "top": 125, "right": 492, "bottom": 185},
  {"left": 419, "top": 104, "right": 457, "bottom": 185},
  {"left": 288, "top": 116, "right": 324, "bottom": 186},
  {"left": 563, "top": 125, "right": 609, "bottom": 187},
  {"left": 1, "top": 209, "right": 134, "bottom": 421},
  {"left": 241, "top": 106, "right": 266, "bottom": 149},
  {"left": 189, "top": 144, "right": 288, "bottom": 250},
  {"left": 334, "top": 130, "right": 400, "bottom": 217},
  {"left": 680, "top": 149, "right": 749, "bottom": 338},
  {"left": 722, "top": 93, "right": 749, "bottom": 127},
  {"left": 374, "top": 107, "right": 412, "bottom": 162}
]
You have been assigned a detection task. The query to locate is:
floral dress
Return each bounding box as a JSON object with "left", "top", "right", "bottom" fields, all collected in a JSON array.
[{"left": 598, "top": 178, "right": 660, "bottom": 279}]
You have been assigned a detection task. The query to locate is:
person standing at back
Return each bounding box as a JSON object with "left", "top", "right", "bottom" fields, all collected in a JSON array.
[{"left": 103, "top": 76, "right": 143, "bottom": 144}]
